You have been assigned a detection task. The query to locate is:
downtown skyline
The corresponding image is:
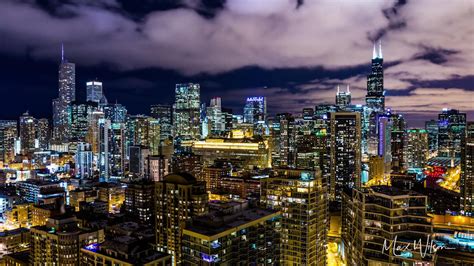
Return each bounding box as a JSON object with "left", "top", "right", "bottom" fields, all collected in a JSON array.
[{"left": 0, "top": 0, "right": 472, "bottom": 126}]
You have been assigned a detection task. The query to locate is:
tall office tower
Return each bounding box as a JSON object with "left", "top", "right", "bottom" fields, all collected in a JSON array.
[
  {"left": 0, "top": 121, "right": 17, "bottom": 163},
  {"left": 314, "top": 103, "right": 336, "bottom": 119},
  {"left": 206, "top": 97, "right": 225, "bottom": 136},
  {"left": 30, "top": 215, "right": 103, "bottom": 265},
  {"left": 36, "top": 118, "right": 50, "bottom": 150},
  {"left": 243, "top": 96, "right": 267, "bottom": 124},
  {"left": 335, "top": 85, "right": 351, "bottom": 107},
  {"left": 126, "top": 115, "right": 157, "bottom": 153},
  {"left": 406, "top": 129, "right": 429, "bottom": 169},
  {"left": 150, "top": 104, "right": 172, "bottom": 141},
  {"left": 182, "top": 206, "right": 281, "bottom": 265},
  {"left": 173, "top": 83, "right": 201, "bottom": 142},
  {"left": 366, "top": 40, "right": 384, "bottom": 112},
  {"left": 75, "top": 142, "right": 93, "bottom": 178},
  {"left": 425, "top": 119, "right": 439, "bottom": 155},
  {"left": 124, "top": 178, "right": 155, "bottom": 225},
  {"left": 69, "top": 101, "right": 98, "bottom": 142},
  {"left": 390, "top": 113, "right": 406, "bottom": 173},
  {"left": 261, "top": 169, "right": 328, "bottom": 265},
  {"left": 53, "top": 45, "right": 76, "bottom": 142},
  {"left": 128, "top": 145, "right": 150, "bottom": 177},
  {"left": 329, "top": 112, "right": 361, "bottom": 204},
  {"left": 378, "top": 114, "right": 392, "bottom": 172},
  {"left": 98, "top": 118, "right": 126, "bottom": 180},
  {"left": 272, "top": 113, "right": 296, "bottom": 167},
  {"left": 438, "top": 108, "right": 466, "bottom": 159},
  {"left": 103, "top": 103, "right": 127, "bottom": 123},
  {"left": 302, "top": 107, "right": 314, "bottom": 120},
  {"left": 155, "top": 173, "right": 208, "bottom": 264},
  {"left": 148, "top": 155, "right": 169, "bottom": 182},
  {"left": 19, "top": 111, "right": 36, "bottom": 154},
  {"left": 86, "top": 80, "right": 103, "bottom": 103},
  {"left": 222, "top": 107, "right": 233, "bottom": 135},
  {"left": 461, "top": 122, "right": 474, "bottom": 215},
  {"left": 87, "top": 111, "right": 104, "bottom": 155},
  {"left": 148, "top": 119, "right": 161, "bottom": 155},
  {"left": 342, "top": 186, "right": 434, "bottom": 265}
]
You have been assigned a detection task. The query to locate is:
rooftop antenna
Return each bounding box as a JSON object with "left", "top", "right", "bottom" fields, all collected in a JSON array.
[
  {"left": 61, "top": 43, "right": 65, "bottom": 62},
  {"left": 378, "top": 39, "right": 383, "bottom": 58},
  {"left": 337, "top": 85, "right": 340, "bottom": 94},
  {"left": 347, "top": 84, "right": 350, "bottom": 93}
]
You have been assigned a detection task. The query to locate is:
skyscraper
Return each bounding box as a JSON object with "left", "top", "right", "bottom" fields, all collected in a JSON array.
[
  {"left": 390, "top": 113, "right": 406, "bottom": 173},
  {"left": 75, "top": 142, "right": 93, "bottom": 178},
  {"left": 53, "top": 44, "right": 75, "bottom": 142},
  {"left": 19, "top": 111, "right": 36, "bottom": 154},
  {"left": 0, "top": 120, "right": 17, "bottom": 163},
  {"left": 261, "top": 169, "right": 328, "bottom": 265},
  {"left": 150, "top": 104, "right": 172, "bottom": 141},
  {"left": 336, "top": 85, "right": 351, "bottom": 107},
  {"left": 69, "top": 101, "right": 98, "bottom": 142},
  {"left": 406, "top": 129, "right": 429, "bottom": 169},
  {"left": 36, "top": 118, "right": 50, "bottom": 150},
  {"left": 155, "top": 173, "right": 208, "bottom": 264},
  {"left": 366, "top": 40, "right": 384, "bottom": 112},
  {"left": 86, "top": 81, "right": 103, "bottom": 103},
  {"left": 329, "top": 112, "right": 361, "bottom": 204},
  {"left": 461, "top": 122, "right": 474, "bottom": 216},
  {"left": 425, "top": 119, "right": 439, "bottom": 155},
  {"left": 243, "top": 96, "right": 266, "bottom": 124},
  {"left": 206, "top": 97, "right": 225, "bottom": 136},
  {"left": 173, "top": 83, "right": 201, "bottom": 142},
  {"left": 438, "top": 108, "right": 466, "bottom": 159},
  {"left": 272, "top": 113, "right": 296, "bottom": 167}
]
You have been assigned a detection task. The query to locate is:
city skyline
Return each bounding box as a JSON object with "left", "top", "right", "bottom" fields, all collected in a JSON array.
[{"left": 0, "top": 0, "right": 473, "bottom": 126}]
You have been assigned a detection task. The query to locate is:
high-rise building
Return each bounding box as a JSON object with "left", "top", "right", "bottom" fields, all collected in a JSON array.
[
  {"left": 461, "top": 122, "right": 474, "bottom": 216},
  {"left": 124, "top": 178, "right": 155, "bottom": 224},
  {"left": 155, "top": 173, "right": 208, "bottom": 264},
  {"left": 103, "top": 103, "right": 127, "bottom": 123},
  {"left": 36, "top": 118, "right": 50, "bottom": 150},
  {"left": 389, "top": 113, "right": 406, "bottom": 173},
  {"left": 86, "top": 80, "right": 103, "bottom": 103},
  {"left": 19, "top": 111, "right": 36, "bottom": 154},
  {"left": 128, "top": 145, "right": 150, "bottom": 177},
  {"left": 206, "top": 97, "right": 225, "bottom": 136},
  {"left": 329, "top": 112, "right": 361, "bottom": 204},
  {"left": 425, "top": 119, "right": 439, "bottom": 155},
  {"left": 75, "top": 142, "right": 93, "bottom": 179},
  {"left": 336, "top": 85, "right": 352, "bottom": 107},
  {"left": 69, "top": 101, "right": 98, "bottom": 142},
  {"left": 366, "top": 40, "right": 384, "bottom": 112},
  {"left": 182, "top": 205, "right": 281, "bottom": 265},
  {"left": 148, "top": 155, "right": 169, "bottom": 182},
  {"left": 378, "top": 114, "right": 392, "bottom": 172},
  {"left": 342, "top": 186, "right": 434, "bottom": 265},
  {"left": 406, "top": 129, "right": 429, "bottom": 169},
  {"left": 0, "top": 120, "right": 17, "bottom": 163},
  {"left": 272, "top": 113, "right": 296, "bottom": 167},
  {"left": 53, "top": 45, "right": 75, "bottom": 142},
  {"left": 150, "top": 104, "right": 173, "bottom": 141},
  {"left": 260, "top": 169, "right": 328, "bottom": 265},
  {"left": 243, "top": 96, "right": 266, "bottom": 125},
  {"left": 438, "top": 108, "right": 466, "bottom": 158},
  {"left": 302, "top": 107, "right": 314, "bottom": 120},
  {"left": 173, "top": 83, "right": 201, "bottom": 142},
  {"left": 30, "top": 215, "right": 104, "bottom": 265},
  {"left": 98, "top": 118, "right": 126, "bottom": 180}
]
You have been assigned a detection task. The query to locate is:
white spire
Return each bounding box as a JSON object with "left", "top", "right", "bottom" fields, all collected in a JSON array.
[
  {"left": 372, "top": 41, "right": 377, "bottom": 59},
  {"left": 378, "top": 39, "right": 383, "bottom": 59},
  {"left": 61, "top": 43, "right": 64, "bottom": 62},
  {"left": 337, "top": 85, "right": 340, "bottom": 94},
  {"left": 346, "top": 84, "right": 350, "bottom": 93}
]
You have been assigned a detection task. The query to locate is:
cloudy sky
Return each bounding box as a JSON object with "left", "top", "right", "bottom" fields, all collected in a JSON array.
[{"left": 0, "top": 0, "right": 472, "bottom": 126}]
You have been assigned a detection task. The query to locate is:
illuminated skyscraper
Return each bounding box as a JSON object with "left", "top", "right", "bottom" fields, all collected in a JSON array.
[
  {"left": 98, "top": 118, "right": 126, "bottom": 180},
  {"left": 329, "top": 112, "right": 361, "bottom": 204},
  {"left": 272, "top": 113, "right": 296, "bottom": 167},
  {"left": 173, "top": 83, "right": 201, "bottom": 142},
  {"left": 390, "top": 113, "right": 406, "bottom": 173},
  {"left": 103, "top": 103, "right": 127, "bottom": 123},
  {"left": 366, "top": 40, "right": 384, "bottom": 112},
  {"left": 461, "top": 122, "right": 474, "bottom": 215},
  {"left": 378, "top": 114, "right": 392, "bottom": 172},
  {"left": 36, "top": 118, "right": 50, "bottom": 150},
  {"left": 336, "top": 85, "right": 351, "bottom": 107},
  {"left": 438, "top": 108, "right": 466, "bottom": 159},
  {"left": 243, "top": 96, "right": 266, "bottom": 124},
  {"left": 406, "top": 129, "right": 429, "bottom": 169},
  {"left": 425, "top": 119, "right": 439, "bottom": 155},
  {"left": 69, "top": 101, "right": 98, "bottom": 142},
  {"left": 0, "top": 120, "right": 17, "bottom": 163},
  {"left": 150, "top": 104, "right": 172, "bottom": 141},
  {"left": 19, "top": 111, "right": 36, "bottom": 154},
  {"left": 155, "top": 173, "right": 208, "bottom": 264},
  {"left": 53, "top": 44, "right": 76, "bottom": 142},
  {"left": 261, "top": 169, "right": 328, "bottom": 265},
  {"left": 86, "top": 80, "right": 103, "bottom": 103},
  {"left": 75, "top": 142, "right": 93, "bottom": 178},
  {"left": 206, "top": 97, "right": 225, "bottom": 136}
]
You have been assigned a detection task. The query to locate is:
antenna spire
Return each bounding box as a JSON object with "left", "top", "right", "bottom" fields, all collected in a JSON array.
[
  {"left": 372, "top": 41, "right": 377, "bottom": 59},
  {"left": 337, "top": 85, "right": 340, "bottom": 94},
  {"left": 61, "top": 43, "right": 64, "bottom": 62},
  {"left": 347, "top": 84, "right": 350, "bottom": 93},
  {"left": 378, "top": 39, "right": 383, "bottom": 59}
]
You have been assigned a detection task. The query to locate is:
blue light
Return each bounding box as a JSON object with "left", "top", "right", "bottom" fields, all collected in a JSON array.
[
  {"left": 85, "top": 243, "right": 99, "bottom": 252},
  {"left": 400, "top": 251, "right": 413, "bottom": 258}
]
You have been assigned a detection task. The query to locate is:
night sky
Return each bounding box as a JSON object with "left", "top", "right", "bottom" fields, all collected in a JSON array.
[{"left": 0, "top": 0, "right": 472, "bottom": 126}]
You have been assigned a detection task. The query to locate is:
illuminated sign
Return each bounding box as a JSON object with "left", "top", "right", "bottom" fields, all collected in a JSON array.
[{"left": 246, "top": 97, "right": 264, "bottom": 102}]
